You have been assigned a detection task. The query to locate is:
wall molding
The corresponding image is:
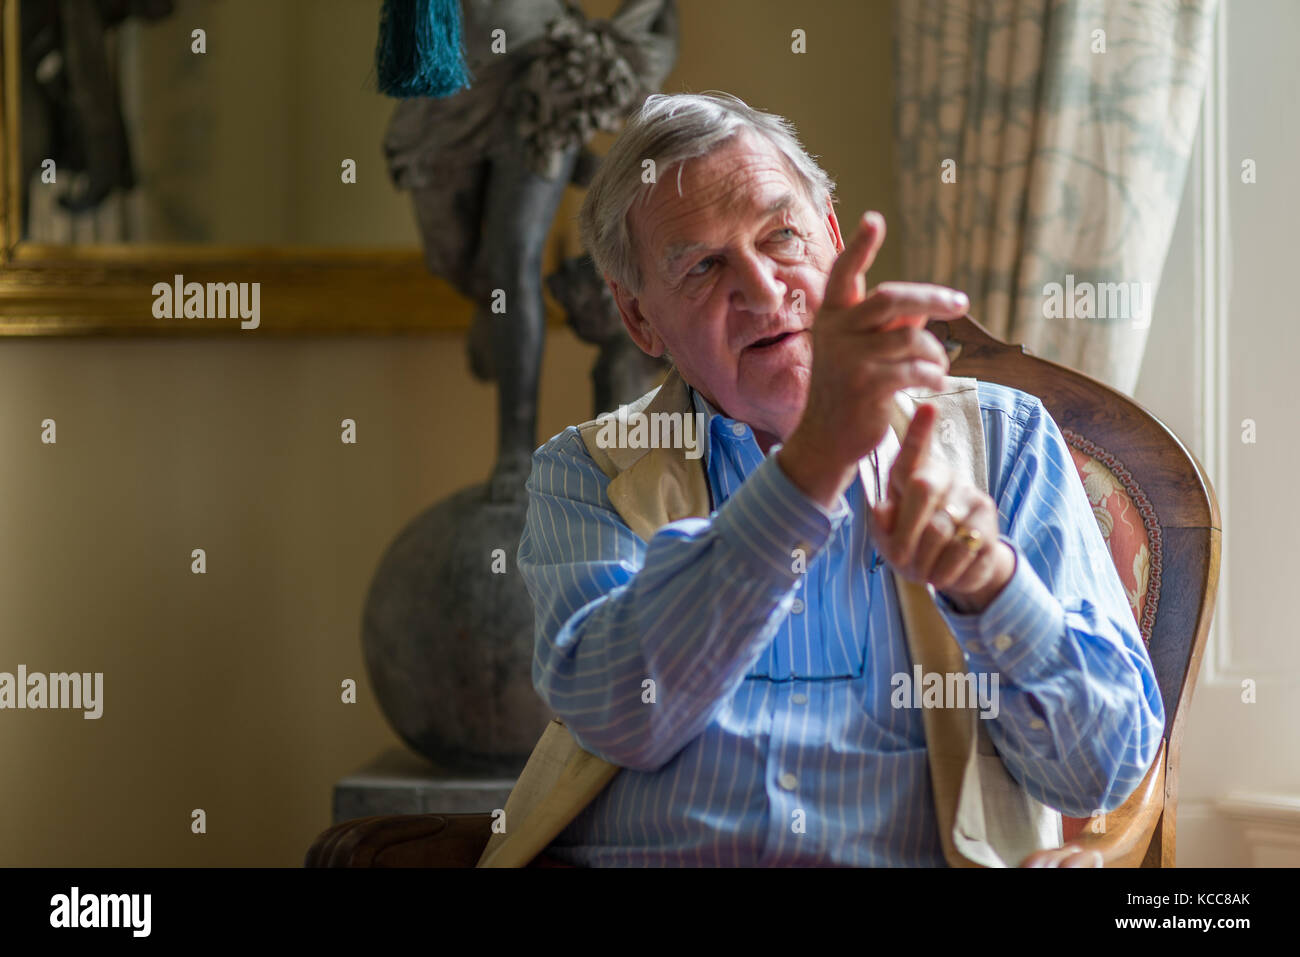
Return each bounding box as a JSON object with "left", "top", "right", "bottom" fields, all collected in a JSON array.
[
  {"left": 1196, "top": 1, "right": 1243, "bottom": 685},
  {"left": 1214, "top": 793, "right": 1300, "bottom": 867}
]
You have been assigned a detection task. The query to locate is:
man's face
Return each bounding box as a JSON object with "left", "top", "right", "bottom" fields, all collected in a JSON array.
[{"left": 609, "top": 129, "right": 845, "bottom": 446}]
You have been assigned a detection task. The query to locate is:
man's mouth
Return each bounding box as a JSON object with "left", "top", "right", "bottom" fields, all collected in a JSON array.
[{"left": 746, "top": 330, "right": 799, "bottom": 351}]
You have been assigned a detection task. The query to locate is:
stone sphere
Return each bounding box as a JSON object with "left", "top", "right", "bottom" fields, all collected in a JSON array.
[{"left": 362, "top": 484, "right": 553, "bottom": 775}]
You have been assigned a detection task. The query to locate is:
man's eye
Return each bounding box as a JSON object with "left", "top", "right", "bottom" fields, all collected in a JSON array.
[
  {"left": 773, "top": 227, "right": 798, "bottom": 241},
  {"left": 687, "top": 256, "right": 718, "bottom": 277}
]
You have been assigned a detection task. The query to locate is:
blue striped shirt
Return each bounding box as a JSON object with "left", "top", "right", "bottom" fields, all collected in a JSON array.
[{"left": 516, "top": 379, "right": 1165, "bottom": 866}]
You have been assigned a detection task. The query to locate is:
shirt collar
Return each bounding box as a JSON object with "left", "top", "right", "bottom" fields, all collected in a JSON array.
[
  {"left": 688, "top": 382, "right": 765, "bottom": 472},
  {"left": 689, "top": 383, "right": 720, "bottom": 421},
  {"left": 686, "top": 379, "right": 900, "bottom": 508}
]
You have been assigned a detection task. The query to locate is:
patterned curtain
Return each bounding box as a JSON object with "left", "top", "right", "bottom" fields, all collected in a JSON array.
[{"left": 893, "top": 0, "right": 1217, "bottom": 393}]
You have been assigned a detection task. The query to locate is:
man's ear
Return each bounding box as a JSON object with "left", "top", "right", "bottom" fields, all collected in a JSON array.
[
  {"left": 608, "top": 278, "right": 665, "bottom": 358},
  {"left": 823, "top": 194, "right": 845, "bottom": 256}
]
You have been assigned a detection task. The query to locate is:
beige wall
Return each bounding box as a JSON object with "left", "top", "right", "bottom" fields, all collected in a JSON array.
[{"left": 0, "top": 0, "right": 896, "bottom": 865}]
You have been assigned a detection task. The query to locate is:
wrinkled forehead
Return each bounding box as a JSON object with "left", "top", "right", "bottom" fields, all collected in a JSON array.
[
  {"left": 632, "top": 128, "right": 799, "bottom": 217},
  {"left": 628, "top": 132, "right": 811, "bottom": 276}
]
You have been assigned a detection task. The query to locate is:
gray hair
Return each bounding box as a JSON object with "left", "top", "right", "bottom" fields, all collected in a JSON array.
[{"left": 578, "top": 91, "right": 838, "bottom": 296}]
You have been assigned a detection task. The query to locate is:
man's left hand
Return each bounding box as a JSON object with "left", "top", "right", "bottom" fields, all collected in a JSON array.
[{"left": 867, "top": 402, "right": 1015, "bottom": 614}]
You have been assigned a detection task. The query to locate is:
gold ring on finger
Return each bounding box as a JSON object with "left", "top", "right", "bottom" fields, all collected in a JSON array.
[{"left": 954, "top": 525, "right": 983, "bottom": 552}]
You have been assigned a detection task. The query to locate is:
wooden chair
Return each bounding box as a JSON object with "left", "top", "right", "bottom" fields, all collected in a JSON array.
[{"left": 305, "top": 314, "right": 1220, "bottom": 868}]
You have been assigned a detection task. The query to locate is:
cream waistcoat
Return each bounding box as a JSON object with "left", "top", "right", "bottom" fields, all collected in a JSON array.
[{"left": 478, "top": 369, "right": 1062, "bottom": 867}]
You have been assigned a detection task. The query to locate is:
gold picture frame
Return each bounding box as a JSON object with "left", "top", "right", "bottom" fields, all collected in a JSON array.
[{"left": 0, "top": 0, "right": 491, "bottom": 336}]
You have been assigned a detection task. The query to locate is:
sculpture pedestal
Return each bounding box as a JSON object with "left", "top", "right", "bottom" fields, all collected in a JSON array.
[{"left": 332, "top": 748, "right": 517, "bottom": 824}]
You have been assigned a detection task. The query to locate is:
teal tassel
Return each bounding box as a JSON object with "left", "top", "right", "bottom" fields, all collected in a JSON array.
[{"left": 376, "top": 0, "right": 471, "bottom": 98}]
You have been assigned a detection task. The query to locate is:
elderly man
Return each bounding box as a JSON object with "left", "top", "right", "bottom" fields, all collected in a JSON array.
[{"left": 512, "top": 91, "right": 1164, "bottom": 867}]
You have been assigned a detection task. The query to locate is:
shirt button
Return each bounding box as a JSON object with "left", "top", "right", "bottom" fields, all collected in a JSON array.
[
  {"left": 779, "top": 772, "right": 798, "bottom": 790},
  {"left": 730, "top": 422, "right": 747, "bottom": 437},
  {"left": 790, "top": 598, "right": 805, "bottom": 614},
  {"left": 1029, "top": 718, "right": 1046, "bottom": 731},
  {"left": 993, "top": 634, "right": 1013, "bottom": 652},
  {"left": 791, "top": 693, "right": 808, "bottom": 705}
]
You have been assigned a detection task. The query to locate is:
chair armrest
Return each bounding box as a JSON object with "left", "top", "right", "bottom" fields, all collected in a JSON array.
[
  {"left": 1064, "top": 738, "right": 1167, "bottom": 867},
  {"left": 305, "top": 813, "right": 494, "bottom": 867}
]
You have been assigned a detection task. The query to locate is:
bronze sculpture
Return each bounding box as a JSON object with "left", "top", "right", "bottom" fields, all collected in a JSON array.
[{"left": 365, "top": 0, "right": 678, "bottom": 771}]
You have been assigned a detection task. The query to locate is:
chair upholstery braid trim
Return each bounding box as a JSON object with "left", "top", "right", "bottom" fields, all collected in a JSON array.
[{"left": 1061, "top": 428, "right": 1163, "bottom": 646}]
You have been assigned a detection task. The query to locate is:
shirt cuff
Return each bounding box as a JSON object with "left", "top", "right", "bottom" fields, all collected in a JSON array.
[
  {"left": 711, "top": 447, "right": 851, "bottom": 586},
  {"left": 934, "top": 536, "right": 1066, "bottom": 684}
]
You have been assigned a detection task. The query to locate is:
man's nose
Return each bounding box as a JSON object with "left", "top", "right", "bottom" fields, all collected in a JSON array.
[{"left": 730, "top": 254, "right": 787, "bottom": 314}]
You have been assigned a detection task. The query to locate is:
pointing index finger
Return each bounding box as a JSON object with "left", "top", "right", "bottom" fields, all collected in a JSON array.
[
  {"left": 889, "top": 402, "right": 937, "bottom": 495},
  {"left": 823, "top": 211, "right": 885, "bottom": 310}
]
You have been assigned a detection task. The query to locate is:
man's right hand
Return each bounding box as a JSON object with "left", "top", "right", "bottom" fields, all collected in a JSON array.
[{"left": 777, "top": 211, "right": 970, "bottom": 510}]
